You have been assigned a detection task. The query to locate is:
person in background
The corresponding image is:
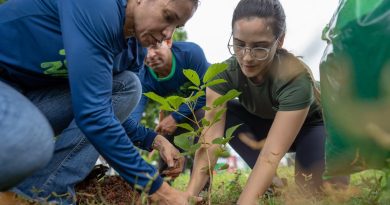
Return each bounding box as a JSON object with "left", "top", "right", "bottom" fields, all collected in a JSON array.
[
  {"left": 0, "top": 0, "right": 201, "bottom": 204},
  {"left": 185, "top": 0, "right": 348, "bottom": 204},
  {"left": 125, "top": 38, "right": 209, "bottom": 174}
]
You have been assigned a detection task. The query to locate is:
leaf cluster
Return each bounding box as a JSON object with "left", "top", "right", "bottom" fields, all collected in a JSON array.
[{"left": 144, "top": 63, "right": 242, "bottom": 157}]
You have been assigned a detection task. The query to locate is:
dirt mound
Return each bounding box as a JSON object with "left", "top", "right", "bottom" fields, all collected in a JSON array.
[{"left": 76, "top": 165, "right": 142, "bottom": 205}]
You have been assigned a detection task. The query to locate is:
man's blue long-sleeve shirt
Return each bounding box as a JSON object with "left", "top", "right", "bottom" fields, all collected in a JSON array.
[
  {"left": 130, "top": 42, "right": 210, "bottom": 123},
  {"left": 122, "top": 42, "right": 209, "bottom": 151},
  {"left": 0, "top": 0, "right": 162, "bottom": 194}
]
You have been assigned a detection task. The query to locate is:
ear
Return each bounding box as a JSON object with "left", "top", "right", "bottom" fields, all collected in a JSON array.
[
  {"left": 277, "top": 33, "right": 285, "bottom": 49},
  {"left": 165, "top": 38, "right": 173, "bottom": 48}
]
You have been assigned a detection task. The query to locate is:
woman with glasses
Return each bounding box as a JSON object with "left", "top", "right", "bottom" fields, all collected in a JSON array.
[{"left": 186, "top": 0, "right": 347, "bottom": 203}]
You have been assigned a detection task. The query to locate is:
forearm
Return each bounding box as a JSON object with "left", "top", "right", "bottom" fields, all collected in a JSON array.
[
  {"left": 239, "top": 152, "right": 283, "bottom": 203},
  {"left": 187, "top": 143, "right": 220, "bottom": 195},
  {"left": 239, "top": 109, "right": 309, "bottom": 203},
  {"left": 122, "top": 117, "right": 157, "bottom": 151}
]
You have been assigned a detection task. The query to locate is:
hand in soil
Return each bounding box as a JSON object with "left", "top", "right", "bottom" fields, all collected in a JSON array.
[
  {"left": 150, "top": 182, "right": 202, "bottom": 205},
  {"left": 153, "top": 135, "right": 185, "bottom": 179}
]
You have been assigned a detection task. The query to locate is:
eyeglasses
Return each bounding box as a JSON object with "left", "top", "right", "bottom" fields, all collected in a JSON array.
[
  {"left": 227, "top": 34, "right": 279, "bottom": 61},
  {"left": 148, "top": 41, "right": 163, "bottom": 50}
]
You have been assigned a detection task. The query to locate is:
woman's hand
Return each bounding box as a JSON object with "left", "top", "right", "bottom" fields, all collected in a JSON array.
[
  {"left": 152, "top": 135, "right": 185, "bottom": 179},
  {"left": 150, "top": 182, "right": 202, "bottom": 205}
]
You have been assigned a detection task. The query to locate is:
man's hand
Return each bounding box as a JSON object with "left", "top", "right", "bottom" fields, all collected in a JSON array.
[
  {"left": 152, "top": 135, "right": 184, "bottom": 179},
  {"left": 150, "top": 182, "right": 202, "bottom": 205},
  {"left": 155, "top": 115, "right": 177, "bottom": 136}
]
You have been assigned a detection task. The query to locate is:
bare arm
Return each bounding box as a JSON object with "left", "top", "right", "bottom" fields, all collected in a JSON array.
[
  {"left": 238, "top": 107, "right": 310, "bottom": 204},
  {"left": 186, "top": 88, "right": 226, "bottom": 195}
]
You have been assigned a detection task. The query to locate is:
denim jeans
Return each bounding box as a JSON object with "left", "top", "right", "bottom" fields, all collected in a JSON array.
[
  {"left": 0, "top": 81, "right": 54, "bottom": 191},
  {"left": 225, "top": 100, "right": 349, "bottom": 191},
  {"left": 11, "top": 71, "right": 141, "bottom": 204}
]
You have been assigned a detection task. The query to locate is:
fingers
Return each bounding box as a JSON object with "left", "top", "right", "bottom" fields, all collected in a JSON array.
[
  {"left": 189, "top": 195, "right": 203, "bottom": 204},
  {"left": 162, "top": 168, "right": 181, "bottom": 179},
  {"left": 162, "top": 156, "right": 184, "bottom": 178},
  {"left": 165, "top": 152, "right": 174, "bottom": 168},
  {"left": 155, "top": 124, "right": 162, "bottom": 133}
]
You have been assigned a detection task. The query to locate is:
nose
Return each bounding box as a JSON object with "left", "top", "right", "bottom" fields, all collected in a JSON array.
[
  {"left": 242, "top": 47, "right": 254, "bottom": 60},
  {"left": 161, "top": 25, "right": 175, "bottom": 40},
  {"left": 147, "top": 48, "right": 157, "bottom": 60}
]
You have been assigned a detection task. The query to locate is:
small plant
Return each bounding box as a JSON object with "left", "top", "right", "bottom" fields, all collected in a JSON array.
[{"left": 144, "top": 63, "right": 242, "bottom": 204}]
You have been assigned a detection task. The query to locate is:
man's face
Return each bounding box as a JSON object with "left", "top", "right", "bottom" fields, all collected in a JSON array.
[
  {"left": 145, "top": 40, "right": 172, "bottom": 73},
  {"left": 132, "top": 0, "right": 195, "bottom": 47}
]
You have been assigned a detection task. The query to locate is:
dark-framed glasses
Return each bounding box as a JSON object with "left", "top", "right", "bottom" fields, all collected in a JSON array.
[{"left": 227, "top": 34, "right": 279, "bottom": 61}]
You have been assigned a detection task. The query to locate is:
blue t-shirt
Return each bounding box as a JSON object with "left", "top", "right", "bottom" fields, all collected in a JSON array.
[
  {"left": 130, "top": 41, "right": 209, "bottom": 122},
  {"left": 0, "top": 0, "right": 162, "bottom": 193}
]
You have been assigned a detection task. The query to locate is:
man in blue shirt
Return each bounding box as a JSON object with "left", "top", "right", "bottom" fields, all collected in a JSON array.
[
  {"left": 126, "top": 39, "right": 209, "bottom": 174},
  {"left": 0, "top": 0, "right": 200, "bottom": 204}
]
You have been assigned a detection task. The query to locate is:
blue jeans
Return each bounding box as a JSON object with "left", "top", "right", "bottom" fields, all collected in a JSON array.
[
  {"left": 10, "top": 71, "right": 141, "bottom": 204},
  {"left": 0, "top": 81, "right": 54, "bottom": 191},
  {"left": 225, "top": 100, "right": 349, "bottom": 191}
]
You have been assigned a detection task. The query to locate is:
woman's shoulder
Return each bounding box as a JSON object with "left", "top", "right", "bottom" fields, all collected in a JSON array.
[{"left": 271, "top": 51, "right": 310, "bottom": 82}]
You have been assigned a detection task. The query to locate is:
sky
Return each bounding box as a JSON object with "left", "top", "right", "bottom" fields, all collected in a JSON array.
[{"left": 184, "top": 0, "right": 340, "bottom": 80}]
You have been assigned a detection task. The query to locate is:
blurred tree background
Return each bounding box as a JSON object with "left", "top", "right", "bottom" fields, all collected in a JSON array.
[{"left": 0, "top": 0, "right": 6, "bottom": 4}]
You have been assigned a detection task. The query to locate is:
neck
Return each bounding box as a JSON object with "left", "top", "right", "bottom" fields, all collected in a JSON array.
[
  {"left": 154, "top": 67, "right": 171, "bottom": 78},
  {"left": 155, "top": 51, "right": 173, "bottom": 77}
]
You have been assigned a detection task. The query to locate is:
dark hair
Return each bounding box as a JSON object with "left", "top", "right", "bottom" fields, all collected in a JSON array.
[
  {"left": 232, "top": 0, "right": 286, "bottom": 39},
  {"left": 179, "top": 0, "right": 200, "bottom": 10},
  {"left": 192, "top": 0, "right": 200, "bottom": 8}
]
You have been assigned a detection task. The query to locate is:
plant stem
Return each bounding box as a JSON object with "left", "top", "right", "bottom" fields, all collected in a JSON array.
[{"left": 206, "top": 149, "right": 213, "bottom": 205}]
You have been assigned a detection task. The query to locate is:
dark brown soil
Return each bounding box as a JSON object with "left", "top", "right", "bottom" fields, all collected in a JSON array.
[{"left": 75, "top": 165, "right": 143, "bottom": 205}]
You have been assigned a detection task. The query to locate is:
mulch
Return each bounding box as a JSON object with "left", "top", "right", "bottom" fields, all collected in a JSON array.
[{"left": 75, "top": 165, "right": 143, "bottom": 205}]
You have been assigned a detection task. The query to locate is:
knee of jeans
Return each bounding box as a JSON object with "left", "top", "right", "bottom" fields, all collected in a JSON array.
[
  {"left": 113, "top": 71, "right": 142, "bottom": 95},
  {"left": 112, "top": 71, "right": 142, "bottom": 121}
]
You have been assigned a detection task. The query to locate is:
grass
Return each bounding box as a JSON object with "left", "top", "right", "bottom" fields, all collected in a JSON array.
[
  {"left": 10, "top": 166, "right": 390, "bottom": 205},
  {"left": 172, "top": 166, "right": 390, "bottom": 205}
]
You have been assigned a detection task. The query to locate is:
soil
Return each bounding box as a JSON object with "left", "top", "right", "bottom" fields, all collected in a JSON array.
[{"left": 75, "top": 165, "right": 143, "bottom": 205}]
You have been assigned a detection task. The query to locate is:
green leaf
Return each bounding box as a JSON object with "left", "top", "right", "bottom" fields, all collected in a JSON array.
[
  {"left": 196, "top": 127, "right": 204, "bottom": 135},
  {"left": 176, "top": 123, "right": 194, "bottom": 132},
  {"left": 189, "top": 90, "right": 205, "bottom": 102},
  {"left": 217, "top": 150, "right": 231, "bottom": 158},
  {"left": 212, "top": 137, "right": 225, "bottom": 145},
  {"left": 201, "top": 118, "right": 210, "bottom": 126},
  {"left": 188, "top": 143, "right": 201, "bottom": 154},
  {"left": 188, "top": 86, "right": 200, "bottom": 91},
  {"left": 144, "top": 92, "right": 167, "bottom": 105},
  {"left": 159, "top": 104, "right": 174, "bottom": 112},
  {"left": 183, "top": 69, "right": 200, "bottom": 87},
  {"left": 225, "top": 123, "right": 242, "bottom": 139},
  {"left": 203, "top": 79, "right": 227, "bottom": 88},
  {"left": 174, "top": 132, "right": 196, "bottom": 151},
  {"left": 211, "top": 108, "right": 227, "bottom": 124},
  {"left": 212, "top": 89, "right": 241, "bottom": 107},
  {"left": 166, "top": 96, "right": 185, "bottom": 110},
  {"left": 201, "top": 106, "right": 211, "bottom": 111},
  {"left": 203, "top": 63, "right": 228, "bottom": 83}
]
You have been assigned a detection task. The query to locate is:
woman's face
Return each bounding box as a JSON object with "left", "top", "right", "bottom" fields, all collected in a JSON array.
[
  {"left": 232, "top": 17, "right": 281, "bottom": 80},
  {"left": 131, "top": 0, "right": 196, "bottom": 47}
]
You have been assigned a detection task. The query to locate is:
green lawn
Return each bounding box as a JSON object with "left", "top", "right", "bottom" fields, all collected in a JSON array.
[{"left": 172, "top": 167, "right": 390, "bottom": 205}]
